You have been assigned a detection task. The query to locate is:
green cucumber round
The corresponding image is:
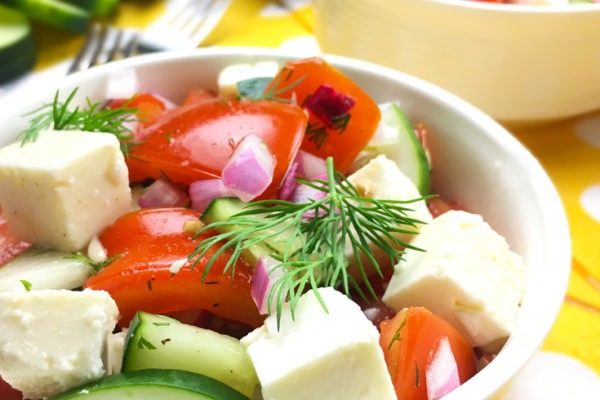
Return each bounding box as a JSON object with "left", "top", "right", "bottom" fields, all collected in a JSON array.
[
  {"left": 8, "top": 0, "right": 91, "bottom": 33},
  {"left": 122, "top": 311, "right": 258, "bottom": 398},
  {"left": 48, "top": 369, "right": 250, "bottom": 400},
  {"left": 0, "top": 4, "right": 36, "bottom": 63},
  {"left": 0, "top": 46, "right": 36, "bottom": 83}
]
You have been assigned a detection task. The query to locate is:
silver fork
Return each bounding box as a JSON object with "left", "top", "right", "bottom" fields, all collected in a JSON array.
[
  {"left": 67, "top": 23, "right": 139, "bottom": 75},
  {"left": 137, "top": 0, "right": 232, "bottom": 52},
  {"left": 68, "top": 0, "right": 231, "bottom": 74}
]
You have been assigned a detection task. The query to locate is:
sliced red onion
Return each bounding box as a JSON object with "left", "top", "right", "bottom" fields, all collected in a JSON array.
[
  {"left": 222, "top": 134, "right": 275, "bottom": 202},
  {"left": 252, "top": 256, "right": 287, "bottom": 315},
  {"left": 295, "top": 150, "right": 327, "bottom": 179},
  {"left": 279, "top": 161, "right": 299, "bottom": 201},
  {"left": 303, "top": 84, "right": 355, "bottom": 127},
  {"left": 291, "top": 172, "right": 328, "bottom": 205},
  {"left": 138, "top": 179, "right": 189, "bottom": 208},
  {"left": 426, "top": 337, "right": 461, "bottom": 400},
  {"left": 189, "top": 179, "right": 235, "bottom": 211}
]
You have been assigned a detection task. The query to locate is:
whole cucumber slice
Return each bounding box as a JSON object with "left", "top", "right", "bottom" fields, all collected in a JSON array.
[{"left": 48, "top": 369, "right": 250, "bottom": 400}]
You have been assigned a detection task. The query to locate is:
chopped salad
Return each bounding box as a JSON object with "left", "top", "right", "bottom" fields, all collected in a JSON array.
[{"left": 0, "top": 57, "right": 525, "bottom": 400}]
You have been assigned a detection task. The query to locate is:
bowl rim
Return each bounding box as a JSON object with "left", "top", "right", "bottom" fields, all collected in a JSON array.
[
  {"left": 423, "top": 0, "right": 600, "bottom": 14},
  {"left": 0, "top": 46, "right": 572, "bottom": 398}
]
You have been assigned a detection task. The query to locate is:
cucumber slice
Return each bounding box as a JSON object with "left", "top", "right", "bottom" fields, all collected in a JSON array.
[
  {"left": 62, "top": 0, "right": 118, "bottom": 16},
  {"left": 201, "top": 197, "right": 299, "bottom": 267},
  {"left": 363, "top": 102, "right": 431, "bottom": 194},
  {"left": 122, "top": 311, "right": 258, "bottom": 398},
  {"left": 7, "top": 0, "right": 91, "bottom": 33},
  {"left": 0, "top": 4, "right": 35, "bottom": 61},
  {"left": 0, "top": 46, "right": 35, "bottom": 83},
  {"left": 0, "top": 247, "right": 95, "bottom": 292},
  {"left": 48, "top": 369, "right": 250, "bottom": 400}
]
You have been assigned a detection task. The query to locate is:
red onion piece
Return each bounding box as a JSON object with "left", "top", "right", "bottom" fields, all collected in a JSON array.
[
  {"left": 303, "top": 84, "right": 356, "bottom": 127},
  {"left": 426, "top": 337, "right": 461, "bottom": 400},
  {"left": 279, "top": 161, "right": 300, "bottom": 202},
  {"left": 291, "top": 172, "right": 328, "bottom": 205},
  {"left": 295, "top": 150, "right": 327, "bottom": 179},
  {"left": 189, "top": 179, "right": 234, "bottom": 211},
  {"left": 252, "top": 256, "right": 287, "bottom": 315},
  {"left": 222, "top": 134, "right": 275, "bottom": 202},
  {"left": 138, "top": 179, "right": 189, "bottom": 208}
]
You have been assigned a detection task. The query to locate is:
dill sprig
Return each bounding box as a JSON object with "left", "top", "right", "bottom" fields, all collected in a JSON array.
[
  {"left": 18, "top": 89, "right": 139, "bottom": 156},
  {"left": 66, "top": 252, "right": 123, "bottom": 272},
  {"left": 189, "top": 157, "right": 426, "bottom": 322}
]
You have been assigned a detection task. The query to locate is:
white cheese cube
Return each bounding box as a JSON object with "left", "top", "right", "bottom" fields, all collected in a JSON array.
[
  {"left": 382, "top": 210, "right": 525, "bottom": 350},
  {"left": 0, "top": 130, "right": 132, "bottom": 252},
  {"left": 348, "top": 154, "right": 432, "bottom": 229},
  {"left": 0, "top": 289, "right": 119, "bottom": 399},
  {"left": 241, "top": 287, "right": 395, "bottom": 400},
  {"left": 345, "top": 155, "right": 432, "bottom": 276}
]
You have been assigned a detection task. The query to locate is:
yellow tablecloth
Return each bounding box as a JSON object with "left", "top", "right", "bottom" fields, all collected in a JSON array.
[{"left": 6, "top": 0, "right": 600, "bottom": 379}]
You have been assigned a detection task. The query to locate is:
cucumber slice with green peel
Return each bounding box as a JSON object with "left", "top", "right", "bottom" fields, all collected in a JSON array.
[
  {"left": 0, "top": 46, "right": 35, "bottom": 83},
  {"left": 201, "top": 197, "right": 300, "bottom": 267},
  {"left": 363, "top": 102, "right": 431, "bottom": 194},
  {"left": 62, "top": 0, "right": 118, "bottom": 16},
  {"left": 0, "top": 4, "right": 35, "bottom": 62},
  {"left": 122, "top": 311, "right": 258, "bottom": 398},
  {"left": 5, "top": 0, "right": 91, "bottom": 33},
  {"left": 48, "top": 369, "right": 250, "bottom": 400}
]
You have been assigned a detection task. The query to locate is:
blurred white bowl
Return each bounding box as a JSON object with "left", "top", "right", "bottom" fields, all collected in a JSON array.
[
  {"left": 0, "top": 47, "right": 570, "bottom": 398},
  {"left": 313, "top": 0, "right": 600, "bottom": 124}
]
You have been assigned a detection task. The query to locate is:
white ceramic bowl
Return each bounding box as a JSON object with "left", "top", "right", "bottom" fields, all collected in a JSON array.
[
  {"left": 313, "top": 0, "right": 600, "bottom": 124},
  {"left": 0, "top": 48, "right": 570, "bottom": 399}
]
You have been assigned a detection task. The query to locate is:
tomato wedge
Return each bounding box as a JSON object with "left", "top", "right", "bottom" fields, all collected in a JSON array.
[
  {"left": 379, "top": 307, "right": 477, "bottom": 400},
  {"left": 84, "top": 208, "right": 263, "bottom": 329},
  {"left": 0, "top": 211, "right": 31, "bottom": 267},
  {"left": 126, "top": 99, "right": 308, "bottom": 199},
  {"left": 0, "top": 376, "right": 22, "bottom": 400},
  {"left": 265, "top": 57, "right": 381, "bottom": 173}
]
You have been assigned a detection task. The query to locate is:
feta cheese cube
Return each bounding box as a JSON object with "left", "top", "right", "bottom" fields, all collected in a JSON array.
[
  {"left": 0, "top": 289, "right": 119, "bottom": 399},
  {"left": 345, "top": 155, "right": 432, "bottom": 277},
  {"left": 382, "top": 210, "right": 525, "bottom": 350},
  {"left": 0, "top": 130, "right": 132, "bottom": 252},
  {"left": 241, "top": 287, "right": 396, "bottom": 400}
]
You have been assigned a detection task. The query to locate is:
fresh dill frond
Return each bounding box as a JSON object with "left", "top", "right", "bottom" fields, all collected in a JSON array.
[
  {"left": 189, "top": 157, "right": 427, "bottom": 323},
  {"left": 18, "top": 88, "right": 139, "bottom": 156},
  {"left": 66, "top": 252, "right": 122, "bottom": 272}
]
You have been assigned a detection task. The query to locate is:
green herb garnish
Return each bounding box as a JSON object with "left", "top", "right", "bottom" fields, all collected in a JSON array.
[
  {"left": 66, "top": 252, "right": 122, "bottom": 272},
  {"left": 20, "top": 280, "right": 32, "bottom": 292},
  {"left": 18, "top": 88, "right": 139, "bottom": 156},
  {"left": 190, "top": 157, "right": 425, "bottom": 322},
  {"left": 137, "top": 336, "right": 156, "bottom": 350},
  {"left": 388, "top": 317, "right": 407, "bottom": 350}
]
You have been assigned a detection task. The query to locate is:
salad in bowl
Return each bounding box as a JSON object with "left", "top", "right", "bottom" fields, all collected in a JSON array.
[{"left": 0, "top": 48, "right": 569, "bottom": 400}]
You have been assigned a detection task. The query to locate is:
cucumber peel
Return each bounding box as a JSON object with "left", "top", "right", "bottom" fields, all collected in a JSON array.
[
  {"left": 0, "top": 4, "right": 35, "bottom": 82},
  {"left": 122, "top": 311, "right": 258, "bottom": 398},
  {"left": 364, "top": 102, "right": 431, "bottom": 194},
  {"left": 48, "top": 369, "right": 250, "bottom": 400},
  {"left": 4, "top": 0, "right": 91, "bottom": 33}
]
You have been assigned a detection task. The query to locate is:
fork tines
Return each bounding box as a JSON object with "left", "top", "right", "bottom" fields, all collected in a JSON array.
[{"left": 68, "top": 23, "right": 140, "bottom": 75}]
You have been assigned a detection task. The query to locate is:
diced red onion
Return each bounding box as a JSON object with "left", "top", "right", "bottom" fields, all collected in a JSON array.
[
  {"left": 222, "top": 134, "right": 275, "bottom": 202},
  {"left": 138, "top": 179, "right": 189, "bottom": 208},
  {"left": 189, "top": 179, "right": 234, "bottom": 211},
  {"left": 295, "top": 150, "right": 327, "bottom": 179},
  {"left": 252, "top": 256, "right": 287, "bottom": 315},
  {"left": 303, "top": 84, "right": 355, "bottom": 127},
  {"left": 291, "top": 172, "right": 328, "bottom": 205},
  {"left": 279, "top": 161, "right": 299, "bottom": 201},
  {"left": 426, "top": 337, "right": 461, "bottom": 400}
]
